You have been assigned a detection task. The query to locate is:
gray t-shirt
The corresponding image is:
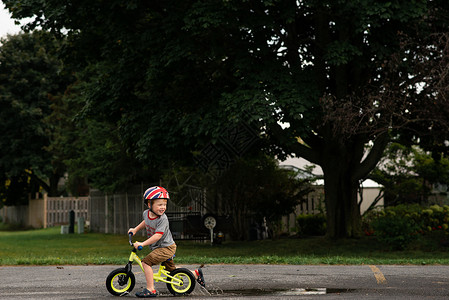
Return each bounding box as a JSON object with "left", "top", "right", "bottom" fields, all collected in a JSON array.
[{"left": 143, "top": 209, "right": 175, "bottom": 250}]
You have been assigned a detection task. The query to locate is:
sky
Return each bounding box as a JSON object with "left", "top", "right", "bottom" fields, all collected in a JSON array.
[{"left": 0, "top": 5, "right": 25, "bottom": 38}]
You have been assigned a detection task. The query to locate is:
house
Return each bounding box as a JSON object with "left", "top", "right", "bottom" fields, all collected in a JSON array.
[{"left": 279, "top": 157, "right": 384, "bottom": 234}]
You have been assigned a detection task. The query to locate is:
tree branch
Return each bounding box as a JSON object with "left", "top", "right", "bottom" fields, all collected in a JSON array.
[
  {"left": 352, "top": 132, "right": 390, "bottom": 181},
  {"left": 27, "top": 171, "right": 50, "bottom": 194},
  {"left": 268, "top": 122, "right": 321, "bottom": 165}
]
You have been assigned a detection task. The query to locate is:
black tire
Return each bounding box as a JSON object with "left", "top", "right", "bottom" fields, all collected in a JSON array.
[
  {"left": 166, "top": 268, "right": 196, "bottom": 296},
  {"left": 106, "top": 268, "right": 135, "bottom": 296}
]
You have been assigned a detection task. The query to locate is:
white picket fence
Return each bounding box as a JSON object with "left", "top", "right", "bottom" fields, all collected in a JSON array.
[
  {"left": 46, "top": 196, "right": 89, "bottom": 227},
  {"left": 0, "top": 195, "right": 89, "bottom": 228}
]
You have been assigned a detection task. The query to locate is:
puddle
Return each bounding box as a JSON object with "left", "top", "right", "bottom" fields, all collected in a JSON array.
[
  {"left": 199, "top": 285, "right": 214, "bottom": 296},
  {"left": 275, "top": 288, "right": 327, "bottom": 295},
  {"left": 144, "top": 285, "right": 354, "bottom": 297}
]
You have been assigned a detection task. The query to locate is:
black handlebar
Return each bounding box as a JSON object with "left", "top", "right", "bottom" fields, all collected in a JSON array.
[{"left": 128, "top": 232, "right": 142, "bottom": 250}]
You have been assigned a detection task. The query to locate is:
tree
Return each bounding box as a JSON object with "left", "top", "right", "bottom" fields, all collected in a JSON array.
[
  {"left": 165, "top": 154, "right": 312, "bottom": 240},
  {"left": 160, "top": 152, "right": 313, "bottom": 240},
  {"left": 6, "top": 0, "right": 449, "bottom": 238},
  {"left": 64, "top": 117, "right": 149, "bottom": 193},
  {"left": 0, "top": 31, "right": 73, "bottom": 199},
  {"left": 212, "top": 154, "right": 312, "bottom": 240},
  {"left": 371, "top": 143, "right": 449, "bottom": 206},
  {"left": 0, "top": 172, "right": 33, "bottom": 206}
]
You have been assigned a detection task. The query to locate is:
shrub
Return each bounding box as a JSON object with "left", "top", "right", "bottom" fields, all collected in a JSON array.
[
  {"left": 368, "top": 204, "right": 449, "bottom": 250},
  {"left": 296, "top": 214, "right": 326, "bottom": 236},
  {"left": 371, "top": 213, "right": 420, "bottom": 250}
]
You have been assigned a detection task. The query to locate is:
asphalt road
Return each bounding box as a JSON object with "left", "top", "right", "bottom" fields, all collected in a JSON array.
[{"left": 1, "top": 264, "right": 449, "bottom": 299}]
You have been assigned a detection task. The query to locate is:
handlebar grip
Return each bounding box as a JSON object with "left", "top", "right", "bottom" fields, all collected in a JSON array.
[
  {"left": 128, "top": 232, "right": 142, "bottom": 249},
  {"left": 128, "top": 232, "right": 134, "bottom": 246}
]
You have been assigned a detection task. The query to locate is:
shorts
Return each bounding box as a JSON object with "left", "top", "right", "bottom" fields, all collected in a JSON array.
[{"left": 141, "top": 243, "right": 177, "bottom": 272}]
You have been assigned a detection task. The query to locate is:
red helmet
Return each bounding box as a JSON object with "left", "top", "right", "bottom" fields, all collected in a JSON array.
[{"left": 143, "top": 186, "right": 169, "bottom": 206}]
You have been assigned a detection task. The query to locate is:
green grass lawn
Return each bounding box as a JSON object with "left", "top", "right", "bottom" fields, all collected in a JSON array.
[{"left": 1, "top": 226, "right": 449, "bottom": 265}]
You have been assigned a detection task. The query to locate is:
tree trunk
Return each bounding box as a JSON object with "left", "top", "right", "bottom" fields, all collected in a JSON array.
[
  {"left": 322, "top": 161, "right": 362, "bottom": 238},
  {"left": 319, "top": 134, "right": 389, "bottom": 238},
  {"left": 288, "top": 127, "right": 390, "bottom": 239}
]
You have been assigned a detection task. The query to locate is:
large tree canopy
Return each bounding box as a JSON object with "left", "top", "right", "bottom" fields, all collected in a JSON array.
[
  {"left": 0, "top": 31, "right": 73, "bottom": 200},
  {"left": 5, "top": 0, "right": 449, "bottom": 237}
]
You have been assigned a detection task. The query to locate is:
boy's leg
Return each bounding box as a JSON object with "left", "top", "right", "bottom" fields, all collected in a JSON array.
[
  {"left": 136, "top": 246, "right": 176, "bottom": 297},
  {"left": 194, "top": 268, "right": 206, "bottom": 287},
  {"left": 140, "top": 244, "right": 177, "bottom": 289},
  {"left": 162, "top": 257, "right": 176, "bottom": 272},
  {"left": 136, "top": 261, "right": 157, "bottom": 297},
  {"left": 142, "top": 262, "right": 155, "bottom": 291}
]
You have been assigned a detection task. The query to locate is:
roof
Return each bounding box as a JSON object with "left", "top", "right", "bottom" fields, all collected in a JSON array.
[{"left": 313, "top": 178, "right": 382, "bottom": 188}]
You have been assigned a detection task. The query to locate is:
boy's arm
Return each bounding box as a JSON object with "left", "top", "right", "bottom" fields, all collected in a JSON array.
[
  {"left": 139, "top": 233, "right": 162, "bottom": 247},
  {"left": 128, "top": 220, "right": 145, "bottom": 236}
]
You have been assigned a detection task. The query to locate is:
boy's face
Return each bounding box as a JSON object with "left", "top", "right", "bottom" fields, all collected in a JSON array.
[{"left": 151, "top": 198, "right": 167, "bottom": 216}]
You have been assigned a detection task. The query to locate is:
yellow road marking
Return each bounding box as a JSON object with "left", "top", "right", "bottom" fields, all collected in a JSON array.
[{"left": 369, "top": 265, "right": 387, "bottom": 284}]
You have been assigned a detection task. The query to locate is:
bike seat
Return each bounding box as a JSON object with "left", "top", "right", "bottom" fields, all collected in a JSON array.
[{"left": 166, "top": 255, "right": 176, "bottom": 262}]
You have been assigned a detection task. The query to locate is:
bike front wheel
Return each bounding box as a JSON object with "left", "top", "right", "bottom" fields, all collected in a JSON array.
[
  {"left": 166, "top": 268, "right": 196, "bottom": 295},
  {"left": 106, "top": 268, "right": 136, "bottom": 296}
]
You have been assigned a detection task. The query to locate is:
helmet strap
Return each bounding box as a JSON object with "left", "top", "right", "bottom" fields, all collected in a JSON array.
[
  {"left": 148, "top": 200, "right": 162, "bottom": 217},
  {"left": 150, "top": 208, "right": 162, "bottom": 217}
]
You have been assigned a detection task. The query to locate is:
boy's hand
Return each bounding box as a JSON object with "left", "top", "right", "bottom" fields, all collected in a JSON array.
[
  {"left": 128, "top": 228, "right": 136, "bottom": 236},
  {"left": 133, "top": 241, "right": 144, "bottom": 249}
]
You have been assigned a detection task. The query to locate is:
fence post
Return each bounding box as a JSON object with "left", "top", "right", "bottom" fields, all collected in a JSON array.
[
  {"left": 43, "top": 193, "right": 47, "bottom": 228},
  {"left": 88, "top": 194, "right": 92, "bottom": 231},
  {"left": 126, "top": 192, "right": 129, "bottom": 232},
  {"left": 113, "top": 195, "right": 117, "bottom": 235},
  {"left": 105, "top": 193, "right": 109, "bottom": 234}
]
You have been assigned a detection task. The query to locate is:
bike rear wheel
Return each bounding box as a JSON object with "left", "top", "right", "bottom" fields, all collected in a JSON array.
[
  {"left": 106, "top": 268, "right": 136, "bottom": 296},
  {"left": 166, "top": 268, "right": 196, "bottom": 295}
]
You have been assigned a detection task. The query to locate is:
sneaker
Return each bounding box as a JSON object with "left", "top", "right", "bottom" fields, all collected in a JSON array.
[
  {"left": 135, "top": 288, "right": 157, "bottom": 298},
  {"left": 195, "top": 268, "right": 206, "bottom": 288}
]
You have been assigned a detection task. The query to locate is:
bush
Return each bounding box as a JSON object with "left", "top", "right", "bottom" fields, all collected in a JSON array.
[
  {"left": 296, "top": 214, "right": 326, "bottom": 236},
  {"left": 368, "top": 204, "right": 449, "bottom": 250},
  {"left": 371, "top": 213, "right": 420, "bottom": 250}
]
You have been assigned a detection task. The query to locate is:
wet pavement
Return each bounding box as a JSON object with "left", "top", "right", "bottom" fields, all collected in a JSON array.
[{"left": 1, "top": 264, "right": 449, "bottom": 299}]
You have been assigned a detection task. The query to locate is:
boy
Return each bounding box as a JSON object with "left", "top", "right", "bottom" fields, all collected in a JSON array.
[{"left": 128, "top": 186, "right": 205, "bottom": 298}]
